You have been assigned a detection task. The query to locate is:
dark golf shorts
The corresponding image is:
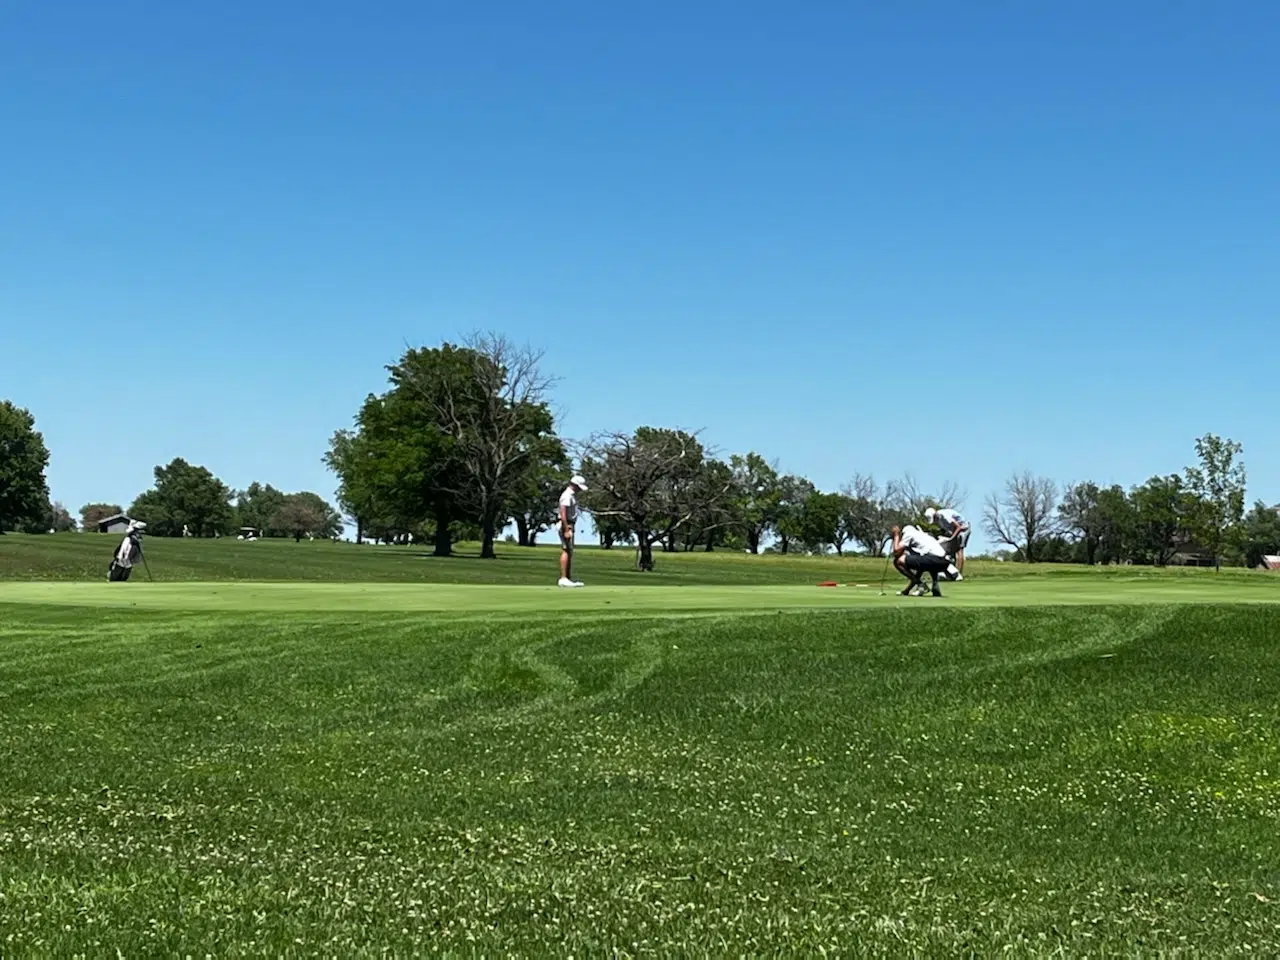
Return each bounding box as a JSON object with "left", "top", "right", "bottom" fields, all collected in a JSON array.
[
  {"left": 559, "top": 531, "right": 574, "bottom": 554},
  {"left": 904, "top": 553, "right": 949, "bottom": 573},
  {"left": 941, "top": 529, "right": 970, "bottom": 554}
]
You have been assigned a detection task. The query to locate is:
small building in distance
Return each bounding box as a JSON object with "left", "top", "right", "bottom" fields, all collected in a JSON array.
[
  {"left": 96, "top": 513, "right": 133, "bottom": 535},
  {"left": 1256, "top": 555, "right": 1280, "bottom": 572}
]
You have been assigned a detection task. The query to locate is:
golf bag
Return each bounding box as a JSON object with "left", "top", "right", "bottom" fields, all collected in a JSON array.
[{"left": 107, "top": 523, "right": 146, "bottom": 582}]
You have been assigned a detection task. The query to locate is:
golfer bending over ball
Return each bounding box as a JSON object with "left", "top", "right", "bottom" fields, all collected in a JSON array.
[
  {"left": 892, "top": 523, "right": 959, "bottom": 597},
  {"left": 925, "top": 506, "right": 970, "bottom": 578},
  {"left": 558, "top": 474, "right": 588, "bottom": 588}
]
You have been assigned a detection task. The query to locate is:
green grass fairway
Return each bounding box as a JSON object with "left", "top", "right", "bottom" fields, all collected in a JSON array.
[
  {"left": 4, "top": 596, "right": 1280, "bottom": 954},
  {"left": 2, "top": 573, "right": 1280, "bottom": 614},
  {"left": 4, "top": 535, "right": 1280, "bottom": 952},
  {"left": 6, "top": 531, "right": 1280, "bottom": 590}
]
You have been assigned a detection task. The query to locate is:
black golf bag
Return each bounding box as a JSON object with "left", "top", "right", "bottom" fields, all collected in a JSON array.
[{"left": 108, "top": 528, "right": 145, "bottom": 582}]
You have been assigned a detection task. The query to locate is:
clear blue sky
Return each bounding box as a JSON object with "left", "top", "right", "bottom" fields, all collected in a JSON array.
[{"left": 3, "top": 2, "right": 1278, "bottom": 548}]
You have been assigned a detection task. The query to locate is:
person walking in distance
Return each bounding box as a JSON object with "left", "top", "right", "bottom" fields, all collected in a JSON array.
[
  {"left": 925, "top": 506, "right": 971, "bottom": 578},
  {"left": 558, "top": 474, "right": 588, "bottom": 588}
]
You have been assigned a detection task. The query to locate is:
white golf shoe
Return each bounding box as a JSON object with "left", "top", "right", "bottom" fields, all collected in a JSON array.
[{"left": 558, "top": 578, "right": 584, "bottom": 588}]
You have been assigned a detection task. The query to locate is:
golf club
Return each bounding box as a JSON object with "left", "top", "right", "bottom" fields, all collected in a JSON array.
[
  {"left": 878, "top": 537, "right": 893, "bottom": 595},
  {"left": 141, "top": 551, "right": 154, "bottom": 582}
]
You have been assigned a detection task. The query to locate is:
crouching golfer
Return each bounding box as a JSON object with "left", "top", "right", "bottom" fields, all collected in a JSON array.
[
  {"left": 891, "top": 523, "right": 958, "bottom": 597},
  {"left": 558, "top": 474, "right": 588, "bottom": 588}
]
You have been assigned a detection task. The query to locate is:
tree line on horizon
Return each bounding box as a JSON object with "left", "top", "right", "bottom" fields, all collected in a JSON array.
[
  {"left": 0, "top": 398, "right": 342, "bottom": 542},
  {"left": 984, "top": 436, "right": 1265, "bottom": 570},
  {"left": 1, "top": 348, "right": 1275, "bottom": 568},
  {"left": 317, "top": 335, "right": 1270, "bottom": 571}
]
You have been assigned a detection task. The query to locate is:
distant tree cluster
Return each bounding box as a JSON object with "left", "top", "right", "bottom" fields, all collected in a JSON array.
[
  {"left": 124, "top": 462, "right": 342, "bottom": 540},
  {"left": 985, "top": 434, "right": 1257, "bottom": 568}
]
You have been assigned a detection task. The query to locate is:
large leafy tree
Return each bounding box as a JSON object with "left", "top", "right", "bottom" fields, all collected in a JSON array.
[
  {"left": 80, "top": 502, "right": 123, "bottom": 532},
  {"left": 387, "top": 335, "right": 559, "bottom": 559},
  {"left": 325, "top": 427, "right": 402, "bottom": 545},
  {"left": 772, "top": 475, "right": 816, "bottom": 554},
  {"left": 326, "top": 363, "right": 465, "bottom": 555},
  {"left": 381, "top": 347, "right": 476, "bottom": 554},
  {"left": 0, "top": 401, "right": 51, "bottom": 534},
  {"left": 797, "top": 491, "right": 848, "bottom": 554},
  {"left": 235, "top": 482, "right": 287, "bottom": 535},
  {"left": 1058, "top": 481, "right": 1105, "bottom": 565},
  {"left": 323, "top": 429, "right": 366, "bottom": 540},
  {"left": 326, "top": 337, "right": 563, "bottom": 558},
  {"left": 727, "top": 453, "right": 783, "bottom": 554},
  {"left": 1130, "top": 474, "right": 1193, "bottom": 566},
  {"left": 1241, "top": 501, "right": 1280, "bottom": 569},
  {"left": 1095, "top": 484, "right": 1135, "bottom": 564},
  {"left": 127, "top": 490, "right": 173, "bottom": 536},
  {"left": 129, "top": 458, "right": 234, "bottom": 537},
  {"left": 1182, "top": 433, "right": 1246, "bottom": 571}
]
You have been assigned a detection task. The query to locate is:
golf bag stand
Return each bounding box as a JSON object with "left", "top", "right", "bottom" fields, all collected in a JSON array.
[{"left": 107, "top": 522, "right": 148, "bottom": 582}]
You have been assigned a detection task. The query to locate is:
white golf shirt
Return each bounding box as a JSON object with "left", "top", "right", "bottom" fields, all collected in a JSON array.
[
  {"left": 902, "top": 525, "right": 948, "bottom": 558},
  {"left": 559, "top": 486, "right": 579, "bottom": 526},
  {"left": 935, "top": 509, "right": 967, "bottom": 536}
]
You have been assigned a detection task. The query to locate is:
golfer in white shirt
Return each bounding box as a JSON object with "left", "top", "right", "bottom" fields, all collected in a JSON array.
[
  {"left": 558, "top": 474, "right": 587, "bottom": 587},
  {"left": 892, "top": 524, "right": 959, "bottom": 597}
]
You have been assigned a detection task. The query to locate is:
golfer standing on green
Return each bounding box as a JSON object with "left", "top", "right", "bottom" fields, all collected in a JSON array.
[{"left": 558, "top": 474, "right": 587, "bottom": 588}]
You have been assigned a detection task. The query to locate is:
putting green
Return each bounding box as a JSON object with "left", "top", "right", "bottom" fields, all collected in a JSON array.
[{"left": 1, "top": 577, "right": 1277, "bottom": 614}]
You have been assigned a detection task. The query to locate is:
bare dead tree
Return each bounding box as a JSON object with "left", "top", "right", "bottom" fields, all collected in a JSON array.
[
  {"left": 886, "top": 473, "right": 967, "bottom": 517},
  {"left": 576, "top": 427, "right": 732, "bottom": 571},
  {"left": 983, "top": 471, "right": 1060, "bottom": 562},
  {"left": 845, "top": 472, "right": 878, "bottom": 502},
  {"left": 402, "top": 332, "right": 558, "bottom": 559}
]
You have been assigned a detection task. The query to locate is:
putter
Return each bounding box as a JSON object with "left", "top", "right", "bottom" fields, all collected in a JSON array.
[
  {"left": 878, "top": 538, "right": 892, "bottom": 595},
  {"left": 141, "top": 550, "right": 154, "bottom": 582}
]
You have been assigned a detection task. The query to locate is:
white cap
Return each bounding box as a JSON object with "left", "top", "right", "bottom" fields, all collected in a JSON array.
[
  {"left": 570, "top": 474, "right": 588, "bottom": 490},
  {"left": 924, "top": 507, "right": 936, "bottom": 522}
]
